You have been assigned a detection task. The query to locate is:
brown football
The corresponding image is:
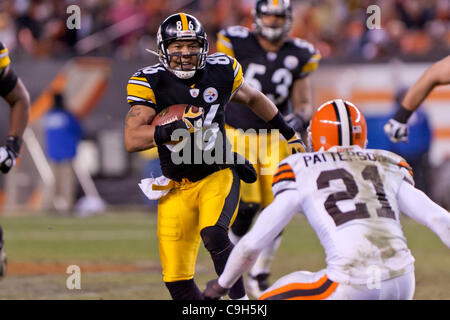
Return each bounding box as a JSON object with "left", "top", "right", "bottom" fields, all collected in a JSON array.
[{"left": 151, "top": 104, "right": 199, "bottom": 126}]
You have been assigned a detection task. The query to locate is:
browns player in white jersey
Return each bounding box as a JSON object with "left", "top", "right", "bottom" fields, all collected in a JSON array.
[{"left": 203, "top": 99, "right": 450, "bottom": 300}]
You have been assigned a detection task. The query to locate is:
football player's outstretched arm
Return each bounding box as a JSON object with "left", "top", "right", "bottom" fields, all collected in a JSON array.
[
  {"left": 385, "top": 55, "right": 450, "bottom": 143},
  {"left": 203, "top": 189, "right": 300, "bottom": 298},
  {"left": 2, "top": 68, "right": 30, "bottom": 139},
  {"left": 397, "top": 181, "right": 450, "bottom": 248},
  {"left": 402, "top": 55, "right": 450, "bottom": 113},
  {"left": 124, "top": 105, "right": 157, "bottom": 152},
  {"left": 0, "top": 64, "right": 30, "bottom": 173}
]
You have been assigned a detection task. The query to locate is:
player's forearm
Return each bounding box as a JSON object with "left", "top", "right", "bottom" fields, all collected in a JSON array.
[
  {"left": 398, "top": 181, "right": 450, "bottom": 248},
  {"left": 292, "top": 78, "right": 313, "bottom": 119},
  {"left": 402, "top": 56, "right": 450, "bottom": 112},
  {"left": 124, "top": 125, "right": 157, "bottom": 152},
  {"left": 5, "top": 79, "right": 30, "bottom": 138},
  {"left": 245, "top": 89, "right": 278, "bottom": 122},
  {"left": 402, "top": 74, "right": 437, "bottom": 112}
]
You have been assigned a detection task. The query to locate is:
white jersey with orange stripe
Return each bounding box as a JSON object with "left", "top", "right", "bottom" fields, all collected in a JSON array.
[
  {"left": 217, "top": 146, "right": 450, "bottom": 291},
  {"left": 272, "top": 146, "right": 417, "bottom": 285}
]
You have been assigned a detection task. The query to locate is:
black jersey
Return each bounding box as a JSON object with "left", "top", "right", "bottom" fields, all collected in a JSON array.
[
  {"left": 217, "top": 26, "right": 321, "bottom": 130},
  {"left": 0, "top": 41, "right": 18, "bottom": 97},
  {"left": 126, "top": 53, "right": 244, "bottom": 182}
]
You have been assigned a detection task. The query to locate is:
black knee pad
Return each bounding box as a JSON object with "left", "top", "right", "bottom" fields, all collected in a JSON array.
[
  {"left": 165, "top": 279, "right": 203, "bottom": 300},
  {"left": 200, "top": 225, "right": 230, "bottom": 255},
  {"left": 231, "top": 201, "right": 260, "bottom": 237}
]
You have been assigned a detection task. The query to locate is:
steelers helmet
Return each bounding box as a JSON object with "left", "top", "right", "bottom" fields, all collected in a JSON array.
[
  {"left": 157, "top": 13, "right": 209, "bottom": 79},
  {"left": 308, "top": 99, "right": 368, "bottom": 152},
  {"left": 253, "top": 0, "right": 292, "bottom": 41}
]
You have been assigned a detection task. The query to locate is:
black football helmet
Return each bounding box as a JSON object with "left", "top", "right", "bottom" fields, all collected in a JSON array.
[
  {"left": 253, "top": 0, "right": 292, "bottom": 41},
  {"left": 157, "top": 13, "right": 209, "bottom": 79}
]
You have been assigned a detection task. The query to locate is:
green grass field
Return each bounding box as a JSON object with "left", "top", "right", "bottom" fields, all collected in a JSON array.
[{"left": 0, "top": 211, "right": 448, "bottom": 299}]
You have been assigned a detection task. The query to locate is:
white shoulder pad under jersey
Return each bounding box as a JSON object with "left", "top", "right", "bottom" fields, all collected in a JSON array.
[{"left": 273, "top": 148, "right": 416, "bottom": 285}]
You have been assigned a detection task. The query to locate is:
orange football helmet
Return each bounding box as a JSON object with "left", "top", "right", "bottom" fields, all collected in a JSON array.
[{"left": 308, "top": 99, "right": 367, "bottom": 151}]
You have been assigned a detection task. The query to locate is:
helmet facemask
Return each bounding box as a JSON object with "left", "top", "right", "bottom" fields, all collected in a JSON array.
[{"left": 253, "top": 0, "right": 292, "bottom": 41}]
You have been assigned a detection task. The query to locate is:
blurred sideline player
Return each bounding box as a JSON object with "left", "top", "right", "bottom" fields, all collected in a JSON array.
[
  {"left": 216, "top": 0, "right": 320, "bottom": 296},
  {"left": 204, "top": 99, "right": 450, "bottom": 300},
  {"left": 384, "top": 55, "right": 450, "bottom": 143},
  {"left": 124, "top": 13, "right": 304, "bottom": 300},
  {"left": 0, "top": 41, "right": 31, "bottom": 278}
]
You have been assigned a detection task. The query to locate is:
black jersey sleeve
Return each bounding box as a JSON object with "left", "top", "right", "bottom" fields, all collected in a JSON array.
[
  {"left": 0, "top": 42, "right": 18, "bottom": 97},
  {"left": 216, "top": 26, "right": 251, "bottom": 58},
  {"left": 291, "top": 38, "right": 321, "bottom": 79},
  {"left": 0, "top": 42, "right": 11, "bottom": 70}
]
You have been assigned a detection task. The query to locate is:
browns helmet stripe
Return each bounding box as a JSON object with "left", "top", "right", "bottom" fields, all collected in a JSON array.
[
  {"left": 344, "top": 101, "right": 354, "bottom": 145},
  {"left": 333, "top": 99, "right": 352, "bottom": 146},
  {"left": 331, "top": 101, "right": 342, "bottom": 146}
]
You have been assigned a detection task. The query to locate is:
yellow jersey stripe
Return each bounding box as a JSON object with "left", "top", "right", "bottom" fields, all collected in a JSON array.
[
  {"left": 231, "top": 59, "right": 244, "bottom": 95},
  {"left": 301, "top": 53, "right": 322, "bottom": 74},
  {"left": 0, "top": 48, "right": 10, "bottom": 69},
  {"left": 127, "top": 83, "right": 156, "bottom": 104},
  {"left": 130, "top": 76, "right": 147, "bottom": 82},
  {"left": 216, "top": 33, "right": 235, "bottom": 57},
  {"left": 179, "top": 13, "right": 188, "bottom": 30},
  {"left": 273, "top": 0, "right": 279, "bottom": 6}
]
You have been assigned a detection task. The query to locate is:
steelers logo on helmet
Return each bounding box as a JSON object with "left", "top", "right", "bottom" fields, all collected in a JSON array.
[
  {"left": 309, "top": 99, "right": 368, "bottom": 152},
  {"left": 253, "top": 0, "right": 292, "bottom": 41},
  {"left": 157, "top": 13, "right": 209, "bottom": 79}
]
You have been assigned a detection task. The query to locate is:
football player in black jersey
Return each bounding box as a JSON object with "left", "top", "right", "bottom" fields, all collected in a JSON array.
[
  {"left": 124, "top": 13, "right": 305, "bottom": 300},
  {"left": 0, "top": 41, "right": 31, "bottom": 278},
  {"left": 216, "top": 0, "right": 321, "bottom": 297}
]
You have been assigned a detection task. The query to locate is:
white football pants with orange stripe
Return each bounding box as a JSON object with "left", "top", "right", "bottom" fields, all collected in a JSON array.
[{"left": 259, "top": 269, "right": 415, "bottom": 300}]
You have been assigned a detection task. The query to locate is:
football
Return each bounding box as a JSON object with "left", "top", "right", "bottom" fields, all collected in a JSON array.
[{"left": 151, "top": 104, "right": 199, "bottom": 126}]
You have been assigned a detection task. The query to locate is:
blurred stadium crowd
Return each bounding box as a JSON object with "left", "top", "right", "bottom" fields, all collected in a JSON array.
[{"left": 1, "top": 0, "right": 449, "bottom": 62}]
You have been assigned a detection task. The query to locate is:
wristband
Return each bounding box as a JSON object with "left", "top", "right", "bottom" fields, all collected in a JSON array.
[
  {"left": 392, "top": 105, "right": 413, "bottom": 124},
  {"left": 6, "top": 136, "right": 22, "bottom": 157},
  {"left": 268, "top": 111, "right": 295, "bottom": 140}
]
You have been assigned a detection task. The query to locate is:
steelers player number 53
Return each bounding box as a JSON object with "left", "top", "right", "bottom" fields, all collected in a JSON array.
[{"left": 245, "top": 63, "right": 292, "bottom": 105}]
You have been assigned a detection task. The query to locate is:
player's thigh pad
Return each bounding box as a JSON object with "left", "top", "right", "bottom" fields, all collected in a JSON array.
[
  {"left": 157, "top": 185, "right": 202, "bottom": 282},
  {"left": 198, "top": 168, "right": 240, "bottom": 230}
]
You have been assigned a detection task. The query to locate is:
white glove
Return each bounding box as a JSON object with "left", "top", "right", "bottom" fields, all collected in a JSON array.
[
  {"left": 384, "top": 118, "right": 409, "bottom": 143},
  {"left": 0, "top": 146, "right": 16, "bottom": 174}
]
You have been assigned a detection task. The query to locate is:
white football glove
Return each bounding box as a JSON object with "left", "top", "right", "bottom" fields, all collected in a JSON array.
[
  {"left": 0, "top": 146, "right": 16, "bottom": 174},
  {"left": 384, "top": 118, "right": 409, "bottom": 143}
]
